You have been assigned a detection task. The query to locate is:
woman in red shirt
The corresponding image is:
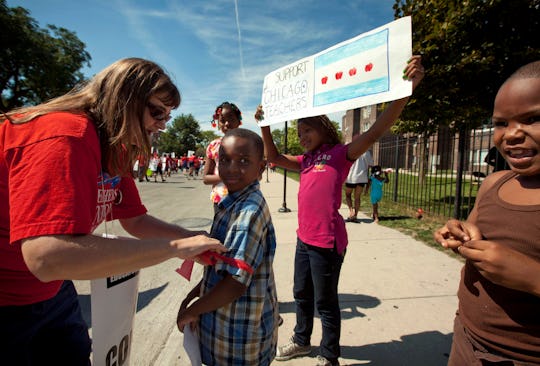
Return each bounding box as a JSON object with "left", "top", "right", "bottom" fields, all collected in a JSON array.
[{"left": 0, "top": 58, "right": 225, "bottom": 365}]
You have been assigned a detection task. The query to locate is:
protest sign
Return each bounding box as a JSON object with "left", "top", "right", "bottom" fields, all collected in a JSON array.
[
  {"left": 91, "top": 234, "right": 140, "bottom": 366},
  {"left": 259, "top": 16, "right": 412, "bottom": 126}
]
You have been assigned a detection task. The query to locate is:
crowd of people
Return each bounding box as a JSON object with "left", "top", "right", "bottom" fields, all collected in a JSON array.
[
  {"left": 134, "top": 152, "right": 205, "bottom": 182},
  {"left": 1, "top": 49, "right": 538, "bottom": 366}
]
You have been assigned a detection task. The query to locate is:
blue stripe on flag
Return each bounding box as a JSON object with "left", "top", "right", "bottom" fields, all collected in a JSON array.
[
  {"left": 315, "top": 29, "right": 388, "bottom": 68},
  {"left": 313, "top": 77, "right": 389, "bottom": 106}
]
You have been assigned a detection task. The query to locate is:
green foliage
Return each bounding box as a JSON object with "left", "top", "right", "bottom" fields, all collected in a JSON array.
[
  {"left": 0, "top": 0, "right": 91, "bottom": 110},
  {"left": 157, "top": 114, "right": 203, "bottom": 155},
  {"left": 199, "top": 130, "right": 220, "bottom": 148},
  {"left": 393, "top": 0, "right": 540, "bottom": 134},
  {"left": 197, "top": 130, "right": 220, "bottom": 156}
]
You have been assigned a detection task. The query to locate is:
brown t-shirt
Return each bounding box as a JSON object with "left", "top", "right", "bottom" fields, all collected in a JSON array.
[{"left": 458, "top": 172, "right": 540, "bottom": 363}]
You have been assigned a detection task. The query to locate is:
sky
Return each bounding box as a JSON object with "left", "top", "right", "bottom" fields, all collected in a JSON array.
[{"left": 8, "top": 0, "right": 398, "bottom": 132}]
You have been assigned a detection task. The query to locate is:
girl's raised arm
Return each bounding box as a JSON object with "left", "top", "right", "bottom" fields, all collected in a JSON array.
[
  {"left": 257, "top": 106, "right": 301, "bottom": 171},
  {"left": 347, "top": 55, "right": 424, "bottom": 161}
]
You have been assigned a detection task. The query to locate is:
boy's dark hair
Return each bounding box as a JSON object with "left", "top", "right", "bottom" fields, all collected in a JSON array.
[{"left": 223, "top": 128, "right": 264, "bottom": 160}]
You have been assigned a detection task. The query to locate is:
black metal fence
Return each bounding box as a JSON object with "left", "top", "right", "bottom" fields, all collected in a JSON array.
[{"left": 372, "top": 127, "right": 503, "bottom": 220}]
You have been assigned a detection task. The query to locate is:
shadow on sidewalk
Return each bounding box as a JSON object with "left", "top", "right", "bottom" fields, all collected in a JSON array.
[
  {"left": 378, "top": 215, "right": 410, "bottom": 221},
  {"left": 279, "top": 293, "right": 381, "bottom": 320},
  {"left": 339, "top": 330, "right": 452, "bottom": 366}
]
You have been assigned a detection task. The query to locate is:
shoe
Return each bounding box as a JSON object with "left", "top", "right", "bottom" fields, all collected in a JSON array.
[
  {"left": 275, "top": 336, "right": 311, "bottom": 361},
  {"left": 316, "top": 355, "right": 340, "bottom": 366}
]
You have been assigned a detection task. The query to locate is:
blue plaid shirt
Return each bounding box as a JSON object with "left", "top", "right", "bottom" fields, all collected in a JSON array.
[{"left": 199, "top": 181, "right": 278, "bottom": 366}]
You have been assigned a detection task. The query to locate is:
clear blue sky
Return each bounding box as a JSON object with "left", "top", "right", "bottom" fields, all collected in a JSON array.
[{"left": 8, "top": 0, "right": 397, "bottom": 132}]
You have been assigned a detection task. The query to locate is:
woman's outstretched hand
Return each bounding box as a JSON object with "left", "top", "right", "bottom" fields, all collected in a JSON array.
[{"left": 170, "top": 235, "right": 226, "bottom": 260}]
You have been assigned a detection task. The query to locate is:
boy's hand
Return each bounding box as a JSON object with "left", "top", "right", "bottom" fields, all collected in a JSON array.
[
  {"left": 177, "top": 308, "right": 198, "bottom": 333},
  {"left": 433, "top": 219, "right": 482, "bottom": 250},
  {"left": 458, "top": 240, "right": 540, "bottom": 295}
]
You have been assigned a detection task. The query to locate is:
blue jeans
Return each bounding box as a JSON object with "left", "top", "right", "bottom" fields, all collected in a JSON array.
[
  {"left": 293, "top": 238, "right": 344, "bottom": 362},
  {"left": 0, "top": 280, "right": 91, "bottom": 365}
]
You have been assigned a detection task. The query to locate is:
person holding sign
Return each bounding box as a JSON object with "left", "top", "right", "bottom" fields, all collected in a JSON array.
[
  {"left": 257, "top": 56, "right": 424, "bottom": 366},
  {"left": 434, "top": 60, "right": 540, "bottom": 365},
  {"left": 0, "top": 58, "right": 225, "bottom": 365},
  {"left": 177, "top": 128, "right": 279, "bottom": 366}
]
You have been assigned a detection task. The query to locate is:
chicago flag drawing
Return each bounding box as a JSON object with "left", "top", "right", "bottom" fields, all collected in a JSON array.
[{"left": 314, "top": 29, "right": 389, "bottom": 107}]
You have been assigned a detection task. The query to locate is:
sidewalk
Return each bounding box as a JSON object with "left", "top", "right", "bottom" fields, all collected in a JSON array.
[{"left": 79, "top": 171, "right": 462, "bottom": 365}]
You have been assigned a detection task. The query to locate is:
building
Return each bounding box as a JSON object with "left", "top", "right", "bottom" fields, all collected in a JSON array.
[{"left": 341, "top": 105, "right": 497, "bottom": 175}]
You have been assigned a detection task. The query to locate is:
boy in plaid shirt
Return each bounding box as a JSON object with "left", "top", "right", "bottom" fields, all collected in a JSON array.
[{"left": 177, "top": 128, "right": 278, "bottom": 366}]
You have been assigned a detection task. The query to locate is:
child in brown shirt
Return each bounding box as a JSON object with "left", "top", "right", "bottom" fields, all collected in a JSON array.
[{"left": 434, "top": 60, "right": 540, "bottom": 365}]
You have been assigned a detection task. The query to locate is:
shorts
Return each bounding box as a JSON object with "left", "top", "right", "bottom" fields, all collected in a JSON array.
[
  {"left": 0, "top": 280, "right": 92, "bottom": 365},
  {"left": 345, "top": 182, "right": 366, "bottom": 188}
]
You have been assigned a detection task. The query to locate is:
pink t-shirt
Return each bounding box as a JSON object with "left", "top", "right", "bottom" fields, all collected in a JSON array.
[
  {"left": 296, "top": 144, "right": 352, "bottom": 254},
  {"left": 0, "top": 112, "right": 147, "bottom": 305}
]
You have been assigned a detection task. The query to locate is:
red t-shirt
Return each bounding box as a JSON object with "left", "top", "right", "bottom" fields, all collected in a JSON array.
[{"left": 0, "top": 112, "right": 147, "bottom": 305}]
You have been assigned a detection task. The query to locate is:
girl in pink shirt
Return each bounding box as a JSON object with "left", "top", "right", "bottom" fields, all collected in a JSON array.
[{"left": 258, "top": 56, "right": 424, "bottom": 366}]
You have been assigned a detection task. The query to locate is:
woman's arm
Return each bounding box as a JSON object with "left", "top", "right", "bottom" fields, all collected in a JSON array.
[
  {"left": 120, "top": 213, "right": 206, "bottom": 239},
  {"left": 21, "top": 233, "right": 224, "bottom": 282}
]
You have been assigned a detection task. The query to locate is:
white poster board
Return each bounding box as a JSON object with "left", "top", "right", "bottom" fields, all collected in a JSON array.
[
  {"left": 91, "top": 234, "right": 140, "bottom": 366},
  {"left": 183, "top": 326, "right": 202, "bottom": 366},
  {"left": 259, "top": 16, "right": 412, "bottom": 126}
]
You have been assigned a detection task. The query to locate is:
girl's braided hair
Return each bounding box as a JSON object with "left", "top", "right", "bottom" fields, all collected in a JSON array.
[
  {"left": 297, "top": 115, "right": 341, "bottom": 145},
  {"left": 211, "top": 101, "right": 242, "bottom": 127}
]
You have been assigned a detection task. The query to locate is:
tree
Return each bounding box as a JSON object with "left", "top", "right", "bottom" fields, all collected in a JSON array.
[
  {"left": 0, "top": 0, "right": 91, "bottom": 110},
  {"left": 392, "top": 0, "right": 540, "bottom": 134},
  {"left": 271, "top": 122, "right": 303, "bottom": 156},
  {"left": 157, "top": 114, "right": 202, "bottom": 155},
  {"left": 198, "top": 130, "right": 220, "bottom": 152}
]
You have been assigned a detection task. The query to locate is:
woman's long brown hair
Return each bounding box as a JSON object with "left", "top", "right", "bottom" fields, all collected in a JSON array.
[{"left": 4, "top": 58, "right": 180, "bottom": 176}]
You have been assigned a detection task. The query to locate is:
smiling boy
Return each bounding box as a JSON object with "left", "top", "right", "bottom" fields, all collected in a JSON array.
[{"left": 177, "top": 128, "right": 279, "bottom": 366}]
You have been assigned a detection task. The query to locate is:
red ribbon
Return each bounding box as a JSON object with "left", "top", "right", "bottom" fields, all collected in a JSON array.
[{"left": 176, "top": 251, "right": 254, "bottom": 281}]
